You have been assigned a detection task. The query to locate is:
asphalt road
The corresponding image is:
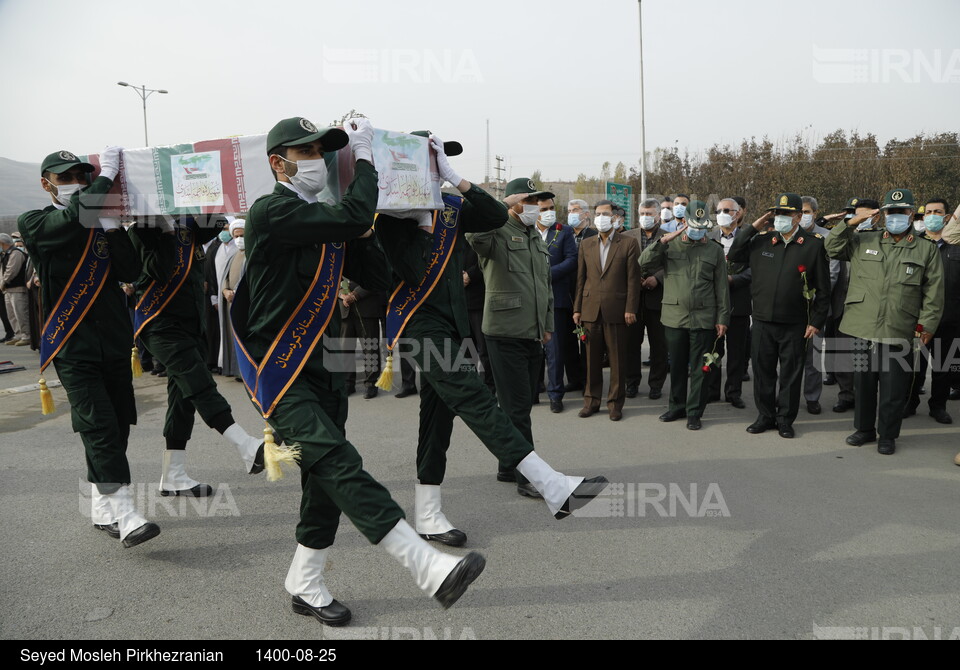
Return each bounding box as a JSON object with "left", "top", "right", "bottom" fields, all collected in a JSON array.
[{"left": 1, "top": 349, "right": 958, "bottom": 641}]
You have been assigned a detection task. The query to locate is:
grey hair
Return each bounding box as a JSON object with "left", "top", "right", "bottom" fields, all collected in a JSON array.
[
  {"left": 718, "top": 197, "right": 740, "bottom": 211},
  {"left": 568, "top": 199, "right": 589, "bottom": 210},
  {"left": 801, "top": 195, "right": 819, "bottom": 211},
  {"left": 640, "top": 198, "right": 660, "bottom": 210},
  {"left": 0, "top": 233, "right": 13, "bottom": 245}
]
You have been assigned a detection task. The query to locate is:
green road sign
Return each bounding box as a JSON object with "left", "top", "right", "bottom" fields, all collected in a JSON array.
[{"left": 606, "top": 182, "right": 633, "bottom": 229}]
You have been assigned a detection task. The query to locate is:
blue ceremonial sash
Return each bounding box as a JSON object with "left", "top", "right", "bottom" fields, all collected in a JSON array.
[
  {"left": 39, "top": 229, "right": 112, "bottom": 372},
  {"left": 232, "top": 243, "right": 345, "bottom": 418},
  {"left": 383, "top": 193, "right": 463, "bottom": 352},
  {"left": 133, "top": 225, "right": 196, "bottom": 339}
]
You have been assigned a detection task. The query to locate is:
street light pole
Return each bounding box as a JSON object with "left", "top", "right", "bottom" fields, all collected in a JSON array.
[
  {"left": 117, "top": 81, "right": 168, "bottom": 146},
  {"left": 637, "top": 0, "right": 647, "bottom": 203}
]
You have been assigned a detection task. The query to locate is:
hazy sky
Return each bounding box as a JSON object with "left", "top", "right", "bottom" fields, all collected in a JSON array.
[{"left": 1, "top": 0, "right": 958, "bottom": 181}]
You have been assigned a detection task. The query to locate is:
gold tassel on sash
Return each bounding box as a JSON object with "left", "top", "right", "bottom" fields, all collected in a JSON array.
[
  {"left": 263, "top": 423, "right": 300, "bottom": 482},
  {"left": 131, "top": 346, "right": 143, "bottom": 378},
  {"left": 39, "top": 378, "right": 55, "bottom": 415},
  {"left": 375, "top": 353, "right": 394, "bottom": 391}
]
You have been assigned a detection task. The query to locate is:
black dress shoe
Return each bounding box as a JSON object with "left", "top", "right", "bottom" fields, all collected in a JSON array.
[
  {"left": 517, "top": 482, "right": 543, "bottom": 499},
  {"left": 845, "top": 430, "right": 877, "bottom": 446},
  {"left": 160, "top": 483, "right": 214, "bottom": 497},
  {"left": 531, "top": 395, "right": 540, "bottom": 405},
  {"left": 497, "top": 469, "right": 515, "bottom": 482},
  {"left": 777, "top": 421, "right": 795, "bottom": 439},
  {"left": 395, "top": 387, "right": 418, "bottom": 398},
  {"left": 249, "top": 444, "right": 265, "bottom": 475},
  {"left": 833, "top": 399, "right": 855, "bottom": 413},
  {"left": 742, "top": 372, "right": 751, "bottom": 382},
  {"left": 642, "top": 359, "right": 651, "bottom": 367},
  {"left": 823, "top": 374, "right": 837, "bottom": 386},
  {"left": 728, "top": 397, "right": 746, "bottom": 409},
  {"left": 434, "top": 552, "right": 485, "bottom": 609},
  {"left": 806, "top": 401, "right": 822, "bottom": 415},
  {"left": 363, "top": 387, "right": 378, "bottom": 399},
  {"left": 345, "top": 388, "right": 356, "bottom": 397},
  {"left": 877, "top": 438, "right": 896, "bottom": 455},
  {"left": 930, "top": 408, "right": 953, "bottom": 424},
  {"left": 625, "top": 384, "right": 638, "bottom": 399},
  {"left": 706, "top": 394, "right": 721, "bottom": 404},
  {"left": 550, "top": 399, "right": 563, "bottom": 413},
  {"left": 122, "top": 522, "right": 161, "bottom": 548},
  {"left": 950, "top": 388, "right": 960, "bottom": 401},
  {"left": 648, "top": 388, "right": 662, "bottom": 400},
  {"left": 746, "top": 417, "right": 776, "bottom": 434},
  {"left": 563, "top": 382, "right": 584, "bottom": 392},
  {"left": 94, "top": 522, "right": 120, "bottom": 539},
  {"left": 156, "top": 370, "right": 167, "bottom": 378},
  {"left": 554, "top": 476, "right": 610, "bottom": 520},
  {"left": 902, "top": 405, "right": 917, "bottom": 418},
  {"left": 658, "top": 409, "right": 686, "bottom": 422},
  {"left": 919, "top": 387, "right": 927, "bottom": 395},
  {"left": 420, "top": 529, "right": 467, "bottom": 547},
  {"left": 686, "top": 416, "right": 702, "bottom": 430},
  {"left": 291, "top": 595, "right": 352, "bottom": 626}
]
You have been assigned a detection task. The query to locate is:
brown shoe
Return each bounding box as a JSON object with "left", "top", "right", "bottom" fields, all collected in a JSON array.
[
  {"left": 578, "top": 406, "right": 598, "bottom": 418},
  {"left": 609, "top": 409, "right": 622, "bottom": 421}
]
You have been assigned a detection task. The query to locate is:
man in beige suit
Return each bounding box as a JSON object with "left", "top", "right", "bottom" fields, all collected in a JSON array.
[{"left": 573, "top": 200, "right": 640, "bottom": 421}]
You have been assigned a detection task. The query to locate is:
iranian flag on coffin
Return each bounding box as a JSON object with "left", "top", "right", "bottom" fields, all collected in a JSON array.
[{"left": 83, "top": 135, "right": 274, "bottom": 217}]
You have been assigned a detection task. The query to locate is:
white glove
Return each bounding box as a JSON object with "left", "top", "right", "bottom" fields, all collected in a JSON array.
[
  {"left": 392, "top": 209, "right": 435, "bottom": 229},
  {"left": 99, "top": 145, "right": 124, "bottom": 181},
  {"left": 99, "top": 217, "right": 121, "bottom": 232},
  {"left": 429, "top": 134, "right": 463, "bottom": 187},
  {"left": 344, "top": 118, "right": 374, "bottom": 165}
]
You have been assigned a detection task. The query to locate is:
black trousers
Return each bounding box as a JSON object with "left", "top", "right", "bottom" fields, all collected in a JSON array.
[
  {"left": 853, "top": 340, "right": 913, "bottom": 439},
  {"left": 906, "top": 322, "right": 959, "bottom": 413},
  {"left": 486, "top": 336, "right": 542, "bottom": 481},
  {"left": 467, "top": 308, "right": 495, "bottom": 392},
  {"left": 706, "top": 314, "right": 750, "bottom": 402},
  {"left": 751, "top": 320, "right": 807, "bottom": 425},
  {"left": 626, "top": 304, "right": 668, "bottom": 392},
  {"left": 342, "top": 313, "right": 383, "bottom": 391}
]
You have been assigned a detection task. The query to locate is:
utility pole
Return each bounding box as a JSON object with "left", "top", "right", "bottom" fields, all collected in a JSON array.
[
  {"left": 494, "top": 155, "right": 506, "bottom": 198},
  {"left": 485, "top": 119, "right": 491, "bottom": 185},
  {"left": 637, "top": 0, "right": 647, "bottom": 202}
]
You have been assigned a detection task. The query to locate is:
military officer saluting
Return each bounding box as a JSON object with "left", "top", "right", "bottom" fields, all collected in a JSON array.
[
  {"left": 18, "top": 147, "right": 160, "bottom": 548},
  {"left": 825, "top": 188, "right": 945, "bottom": 455},
  {"left": 639, "top": 201, "right": 730, "bottom": 430},
  {"left": 728, "top": 193, "right": 831, "bottom": 438}
]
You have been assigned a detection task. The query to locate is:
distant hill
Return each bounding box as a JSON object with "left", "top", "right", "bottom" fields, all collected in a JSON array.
[{"left": 0, "top": 157, "right": 51, "bottom": 232}]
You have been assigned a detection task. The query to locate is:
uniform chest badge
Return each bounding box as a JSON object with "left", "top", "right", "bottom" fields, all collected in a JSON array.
[
  {"left": 511, "top": 236, "right": 523, "bottom": 242},
  {"left": 866, "top": 249, "right": 879, "bottom": 255},
  {"left": 762, "top": 251, "right": 774, "bottom": 258},
  {"left": 906, "top": 266, "right": 915, "bottom": 275},
  {"left": 797, "top": 236, "right": 805, "bottom": 245}
]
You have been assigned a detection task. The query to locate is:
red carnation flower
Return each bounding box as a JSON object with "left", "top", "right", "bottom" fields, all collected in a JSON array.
[
  {"left": 554, "top": 223, "right": 563, "bottom": 231},
  {"left": 797, "top": 264, "right": 807, "bottom": 273},
  {"left": 916, "top": 324, "right": 924, "bottom": 333},
  {"left": 702, "top": 365, "right": 711, "bottom": 373},
  {"left": 580, "top": 334, "right": 587, "bottom": 341}
]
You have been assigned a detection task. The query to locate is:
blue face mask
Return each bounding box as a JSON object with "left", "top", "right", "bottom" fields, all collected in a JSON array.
[
  {"left": 924, "top": 215, "right": 946, "bottom": 233},
  {"left": 885, "top": 213, "right": 911, "bottom": 235},
  {"left": 218, "top": 230, "right": 232, "bottom": 243},
  {"left": 567, "top": 212, "right": 581, "bottom": 227},
  {"left": 673, "top": 204, "right": 687, "bottom": 220},
  {"left": 686, "top": 227, "right": 706, "bottom": 240}
]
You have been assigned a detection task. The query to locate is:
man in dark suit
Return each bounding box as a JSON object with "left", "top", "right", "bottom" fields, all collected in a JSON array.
[
  {"left": 339, "top": 280, "right": 387, "bottom": 399},
  {"left": 565, "top": 199, "right": 597, "bottom": 392},
  {"left": 462, "top": 244, "right": 495, "bottom": 392},
  {"left": 537, "top": 196, "right": 578, "bottom": 413},
  {"left": 573, "top": 199, "right": 640, "bottom": 421},
  {"left": 623, "top": 198, "right": 668, "bottom": 400}
]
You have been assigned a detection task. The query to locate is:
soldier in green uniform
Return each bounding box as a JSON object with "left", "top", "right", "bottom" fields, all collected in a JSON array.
[
  {"left": 237, "top": 117, "right": 485, "bottom": 626},
  {"left": 727, "top": 193, "right": 831, "bottom": 438},
  {"left": 639, "top": 201, "right": 730, "bottom": 430},
  {"left": 466, "top": 177, "right": 554, "bottom": 498},
  {"left": 376, "top": 135, "right": 607, "bottom": 546},
  {"left": 18, "top": 147, "right": 159, "bottom": 548},
  {"left": 824, "top": 188, "right": 944, "bottom": 455},
  {"left": 128, "top": 216, "right": 266, "bottom": 496}
]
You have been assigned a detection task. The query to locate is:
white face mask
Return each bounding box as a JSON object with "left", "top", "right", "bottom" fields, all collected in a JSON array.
[
  {"left": 49, "top": 181, "right": 82, "bottom": 207},
  {"left": 567, "top": 212, "right": 582, "bottom": 227},
  {"left": 660, "top": 207, "right": 674, "bottom": 222},
  {"left": 613, "top": 218, "right": 623, "bottom": 230},
  {"left": 519, "top": 205, "right": 540, "bottom": 226},
  {"left": 235, "top": 236, "right": 245, "bottom": 251},
  {"left": 716, "top": 213, "right": 734, "bottom": 229},
  {"left": 595, "top": 215, "right": 613, "bottom": 233},
  {"left": 800, "top": 213, "right": 815, "bottom": 230},
  {"left": 539, "top": 210, "right": 557, "bottom": 226},
  {"left": 774, "top": 215, "right": 795, "bottom": 234},
  {"left": 638, "top": 215, "right": 657, "bottom": 230},
  {"left": 279, "top": 156, "right": 328, "bottom": 195}
]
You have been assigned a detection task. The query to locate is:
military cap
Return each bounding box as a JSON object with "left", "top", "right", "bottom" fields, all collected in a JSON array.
[
  {"left": 409, "top": 130, "right": 463, "bottom": 157},
  {"left": 505, "top": 177, "right": 555, "bottom": 200},
  {"left": 767, "top": 193, "right": 803, "bottom": 213},
  {"left": 686, "top": 200, "right": 713, "bottom": 228},
  {"left": 880, "top": 188, "right": 915, "bottom": 211},
  {"left": 266, "top": 117, "right": 348, "bottom": 155},
  {"left": 40, "top": 150, "right": 95, "bottom": 176},
  {"left": 842, "top": 197, "right": 861, "bottom": 212}
]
